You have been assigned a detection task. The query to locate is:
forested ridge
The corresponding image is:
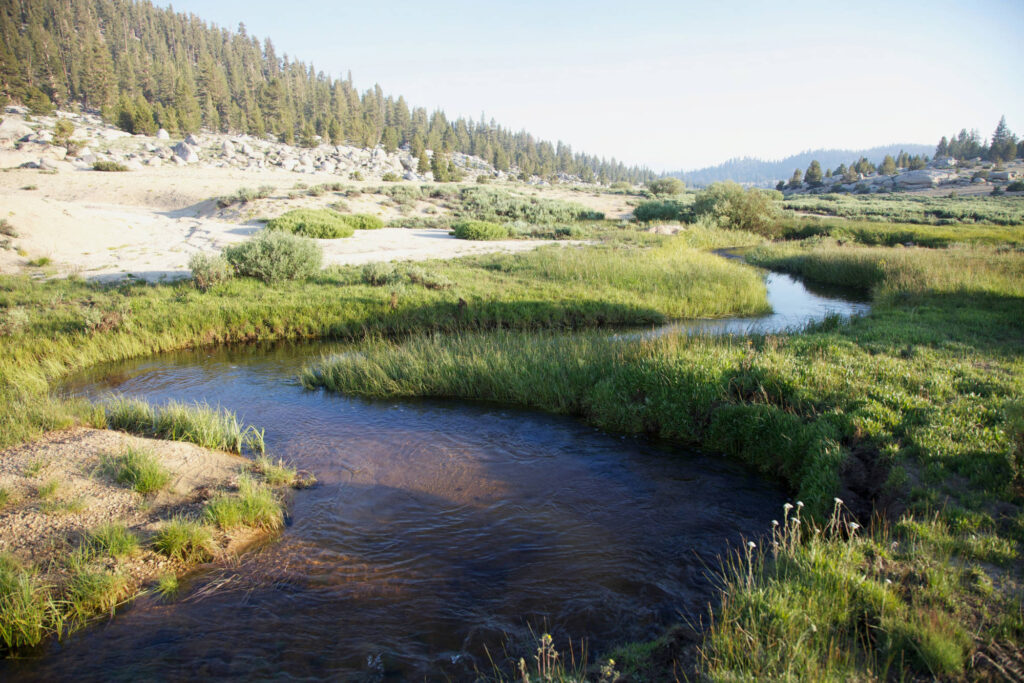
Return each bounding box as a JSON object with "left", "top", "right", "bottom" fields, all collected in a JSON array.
[{"left": 0, "top": 0, "right": 654, "bottom": 183}]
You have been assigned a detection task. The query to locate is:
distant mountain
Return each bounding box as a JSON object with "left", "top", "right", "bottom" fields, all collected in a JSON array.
[{"left": 671, "top": 144, "right": 935, "bottom": 187}]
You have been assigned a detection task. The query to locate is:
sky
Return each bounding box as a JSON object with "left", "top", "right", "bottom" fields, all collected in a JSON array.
[{"left": 159, "top": 0, "right": 1024, "bottom": 171}]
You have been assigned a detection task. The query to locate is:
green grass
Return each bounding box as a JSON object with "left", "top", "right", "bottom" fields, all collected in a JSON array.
[
  {"left": 204, "top": 475, "right": 284, "bottom": 530},
  {"left": 778, "top": 215, "right": 1024, "bottom": 247},
  {"left": 65, "top": 567, "right": 130, "bottom": 625},
  {"left": 299, "top": 240, "right": 1024, "bottom": 679},
  {"left": 151, "top": 517, "right": 215, "bottom": 563},
  {"left": 0, "top": 554, "right": 57, "bottom": 651},
  {"left": 86, "top": 523, "right": 141, "bottom": 558},
  {"left": 26, "top": 257, "right": 51, "bottom": 267},
  {"left": 104, "top": 396, "right": 265, "bottom": 455},
  {"left": 99, "top": 445, "right": 171, "bottom": 494},
  {"left": 0, "top": 487, "right": 9, "bottom": 509},
  {"left": 39, "top": 496, "right": 86, "bottom": 515},
  {"left": 252, "top": 455, "right": 299, "bottom": 487},
  {"left": 783, "top": 192, "right": 1024, "bottom": 225},
  {"left": 155, "top": 573, "right": 179, "bottom": 600},
  {"left": 36, "top": 479, "right": 59, "bottom": 500}
]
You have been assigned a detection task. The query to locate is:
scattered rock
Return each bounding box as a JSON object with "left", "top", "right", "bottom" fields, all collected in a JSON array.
[
  {"left": 172, "top": 141, "right": 200, "bottom": 164},
  {"left": 0, "top": 117, "right": 34, "bottom": 147},
  {"left": 156, "top": 128, "right": 170, "bottom": 140}
]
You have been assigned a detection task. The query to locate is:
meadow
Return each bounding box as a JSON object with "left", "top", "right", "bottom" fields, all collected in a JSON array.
[{"left": 2, "top": 186, "right": 1023, "bottom": 678}]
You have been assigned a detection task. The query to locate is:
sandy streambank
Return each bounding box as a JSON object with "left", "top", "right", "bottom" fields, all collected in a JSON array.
[
  {"left": 0, "top": 164, "right": 575, "bottom": 282},
  {"left": 0, "top": 427, "right": 263, "bottom": 609}
]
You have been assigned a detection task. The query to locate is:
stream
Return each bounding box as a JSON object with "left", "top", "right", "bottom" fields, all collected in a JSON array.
[{"left": 2, "top": 262, "right": 868, "bottom": 680}]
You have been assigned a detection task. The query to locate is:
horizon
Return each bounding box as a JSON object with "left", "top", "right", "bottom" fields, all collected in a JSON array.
[{"left": 154, "top": 0, "right": 1017, "bottom": 171}]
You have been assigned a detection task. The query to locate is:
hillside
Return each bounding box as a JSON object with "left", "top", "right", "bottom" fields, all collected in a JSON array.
[
  {"left": 0, "top": 0, "right": 653, "bottom": 184},
  {"left": 673, "top": 144, "right": 934, "bottom": 187}
]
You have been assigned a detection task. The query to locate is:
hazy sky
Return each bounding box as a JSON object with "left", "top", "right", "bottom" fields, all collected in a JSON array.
[{"left": 160, "top": 0, "right": 1023, "bottom": 171}]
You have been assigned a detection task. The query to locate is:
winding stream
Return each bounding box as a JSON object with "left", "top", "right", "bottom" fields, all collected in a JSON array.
[{"left": 3, "top": 262, "right": 868, "bottom": 680}]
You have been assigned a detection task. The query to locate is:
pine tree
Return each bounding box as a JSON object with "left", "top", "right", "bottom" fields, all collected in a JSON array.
[
  {"left": 880, "top": 155, "right": 897, "bottom": 176},
  {"left": 787, "top": 168, "right": 803, "bottom": 188},
  {"left": 804, "top": 160, "right": 823, "bottom": 186},
  {"left": 989, "top": 116, "right": 1017, "bottom": 162}
]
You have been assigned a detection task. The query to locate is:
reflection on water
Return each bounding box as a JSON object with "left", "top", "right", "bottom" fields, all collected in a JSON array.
[
  {"left": 648, "top": 269, "right": 871, "bottom": 337},
  {"left": 4, "top": 342, "right": 784, "bottom": 680}
]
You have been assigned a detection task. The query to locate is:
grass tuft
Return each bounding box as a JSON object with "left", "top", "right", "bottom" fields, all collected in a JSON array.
[
  {"left": 87, "top": 523, "right": 140, "bottom": 558},
  {"left": 252, "top": 455, "right": 298, "bottom": 487},
  {"left": 151, "top": 517, "right": 215, "bottom": 563},
  {"left": 99, "top": 446, "right": 171, "bottom": 494},
  {"left": 204, "top": 475, "right": 283, "bottom": 530}
]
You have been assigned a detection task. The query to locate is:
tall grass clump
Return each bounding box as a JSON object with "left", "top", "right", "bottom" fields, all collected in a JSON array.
[
  {"left": 204, "top": 475, "right": 283, "bottom": 531},
  {"left": 152, "top": 517, "right": 215, "bottom": 563},
  {"left": 701, "top": 501, "right": 983, "bottom": 680},
  {"left": 361, "top": 262, "right": 402, "bottom": 286},
  {"left": 452, "top": 219, "right": 510, "bottom": 240},
  {"left": 222, "top": 230, "right": 323, "bottom": 282},
  {"left": 104, "top": 396, "right": 265, "bottom": 455},
  {"left": 65, "top": 568, "right": 130, "bottom": 624},
  {"left": 188, "top": 253, "right": 232, "bottom": 291},
  {"left": 265, "top": 208, "right": 355, "bottom": 238},
  {"left": 0, "top": 554, "right": 56, "bottom": 651},
  {"left": 99, "top": 446, "right": 171, "bottom": 494},
  {"left": 252, "top": 455, "right": 299, "bottom": 487}
]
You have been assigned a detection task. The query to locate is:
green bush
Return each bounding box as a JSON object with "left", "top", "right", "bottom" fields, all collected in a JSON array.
[
  {"left": 456, "top": 187, "right": 603, "bottom": 224},
  {"left": 633, "top": 199, "right": 690, "bottom": 222},
  {"left": 381, "top": 172, "right": 401, "bottom": 182},
  {"left": 265, "top": 209, "right": 354, "bottom": 238},
  {"left": 692, "top": 181, "right": 782, "bottom": 236},
  {"left": 216, "top": 185, "right": 273, "bottom": 208},
  {"left": 452, "top": 219, "right": 511, "bottom": 240},
  {"left": 646, "top": 177, "right": 685, "bottom": 195},
  {"left": 223, "top": 230, "right": 322, "bottom": 283},
  {"left": 476, "top": 174, "right": 492, "bottom": 184},
  {"left": 342, "top": 213, "right": 385, "bottom": 230},
  {"left": 188, "top": 253, "right": 232, "bottom": 291},
  {"left": 1007, "top": 180, "right": 1024, "bottom": 192},
  {"left": 92, "top": 161, "right": 129, "bottom": 172}
]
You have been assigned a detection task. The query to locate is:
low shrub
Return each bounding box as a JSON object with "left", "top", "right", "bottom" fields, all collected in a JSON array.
[
  {"left": 0, "top": 219, "right": 18, "bottom": 238},
  {"left": 92, "top": 161, "right": 129, "bottom": 172},
  {"left": 381, "top": 172, "right": 401, "bottom": 182},
  {"left": 188, "top": 253, "right": 232, "bottom": 291},
  {"left": 406, "top": 265, "right": 453, "bottom": 290},
  {"left": 452, "top": 219, "right": 510, "bottom": 240},
  {"left": 1007, "top": 180, "right": 1024, "bottom": 192},
  {"left": 361, "top": 262, "right": 402, "bottom": 286},
  {"left": 265, "top": 209, "right": 354, "bottom": 239},
  {"left": 216, "top": 185, "right": 273, "bottom": 207},
  {"left": 633, "top": 198, "right": 689, "bottom": 222},
  {"left": 223, "top": 230, "right": 322, "bottom": 282},
  {"left": 342, "top": 213, "right": 385, "bottom": 230}
]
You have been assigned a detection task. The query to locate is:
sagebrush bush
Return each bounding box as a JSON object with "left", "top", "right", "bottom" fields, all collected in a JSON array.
[
  {"left": 452, "top": 219, "right": 510, "bottom": 240},
  {"left": 265, "top": 209, "right": 354, "bottom": 238},
  {"left": 188, "top": 253, "right": 232, "bottom": 290},
  {"left": 92, "top": 161, "right": 128, "bottom": 172},
  {"left": 633, "top": 198, "right": 690, "bottom": 222},
  {"left": 361, "top": 262, "right": 402, "bottom": 286},
  {"left": 342, "top": 213, "right": 384, "bottom": 230},
  {"left": 223, "top": 230, "right": 322, "bottom": 282}
]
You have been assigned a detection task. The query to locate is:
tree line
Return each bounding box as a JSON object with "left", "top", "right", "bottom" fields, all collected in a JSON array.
[
  {"left": 0, "top": 0, "right": 654, "bottom": 184},
  {"left": 776, "top": 117, "right": 1022, "bottom": 189},
  {"left": 934, "top": 116, "right": 1022, "bottom": 163}
]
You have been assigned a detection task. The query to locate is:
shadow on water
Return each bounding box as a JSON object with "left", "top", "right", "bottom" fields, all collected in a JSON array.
[{"left": 4, "top": 341, "right": 785, "bottom": 680}]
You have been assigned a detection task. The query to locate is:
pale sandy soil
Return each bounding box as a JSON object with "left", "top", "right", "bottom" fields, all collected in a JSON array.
[
  {"left": 0, "top": 160, "right": 623, "bottom": 282},
  {"left": 0, "top": 427, "right": 255, "bottom": 589}
]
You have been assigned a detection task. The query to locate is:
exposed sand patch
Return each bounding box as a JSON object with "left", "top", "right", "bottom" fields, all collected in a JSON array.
[
  {"left": 0, "top": 427, "right": 245, "bottom": 570},
  {"left": 0, "top": 163, "right": 596, "bottom": 281}
]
